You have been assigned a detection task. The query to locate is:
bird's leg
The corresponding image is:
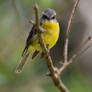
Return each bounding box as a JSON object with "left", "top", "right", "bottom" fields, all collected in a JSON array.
[
  {"left": 40, "top": 52, "right": 45, "bottom": 59},
  {"left": 32, "top": 51, "right": 39, "bottom": 59}
]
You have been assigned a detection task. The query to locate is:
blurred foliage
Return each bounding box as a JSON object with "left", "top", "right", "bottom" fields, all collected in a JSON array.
[{"left": 0, "top": 0, "right": 92, "bottom": 92}]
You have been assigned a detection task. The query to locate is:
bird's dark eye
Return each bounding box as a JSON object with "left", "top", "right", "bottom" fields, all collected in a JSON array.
[
  {"left": 52, "top": 16, "right": 55, "bottom": 19},
  {"left": 43, "top": 15, "right": 49, "bottom": 19}
]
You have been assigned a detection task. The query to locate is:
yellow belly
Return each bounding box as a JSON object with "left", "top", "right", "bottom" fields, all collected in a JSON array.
[{"left": 28, "top": 21, "right": 60, "bottom": 52}]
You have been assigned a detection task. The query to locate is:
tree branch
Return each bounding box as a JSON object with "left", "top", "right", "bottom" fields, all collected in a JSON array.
[
  {"left": 33, "top": 3, "right": 69, "bottom": 92},
  {"left": 59, "top": 0, "right": 80, "bottom": 75}
]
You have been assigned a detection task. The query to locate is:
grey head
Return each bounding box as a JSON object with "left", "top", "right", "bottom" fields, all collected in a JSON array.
[{"left": 41, "top": 8, "right": 57, "bottom": 22}]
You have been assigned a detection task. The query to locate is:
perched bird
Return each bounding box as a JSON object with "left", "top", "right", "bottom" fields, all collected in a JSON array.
[{"left": 15, "top": 8, "right": 60, "bottom": 73}]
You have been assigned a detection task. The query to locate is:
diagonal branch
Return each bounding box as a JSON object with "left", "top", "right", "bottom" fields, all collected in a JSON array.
[
  {"left": 29, "top": 20, "right": 35, "bottom": 25},
  {"left": 68, "top": 36, "right": 92, "bottom": 65},
  {"left": 59, "top": 35, "right": 92, "bottom": 74}
]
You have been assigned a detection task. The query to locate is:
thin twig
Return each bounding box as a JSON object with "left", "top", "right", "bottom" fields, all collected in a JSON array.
[
  {"left": 63, "top": 0, "right": 80, "bottom": 63},
  {"left": 29, "top": 20, "right": 35, "bottom": 25},
  {"left": 59, "top": 0, "right": 80, "bottom": 75}
]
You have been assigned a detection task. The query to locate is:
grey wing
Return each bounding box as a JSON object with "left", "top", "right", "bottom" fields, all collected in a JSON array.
[
  {"left": 22, "top": 19, "right": 43, "bottom": 56},
  {"left": 22, "top": 26, "right": 37, "bottom": 56}
]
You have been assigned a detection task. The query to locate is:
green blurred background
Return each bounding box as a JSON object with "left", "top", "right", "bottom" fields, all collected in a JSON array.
[{"left": 0, "top": 0, "right": 92, "bottom": 92}]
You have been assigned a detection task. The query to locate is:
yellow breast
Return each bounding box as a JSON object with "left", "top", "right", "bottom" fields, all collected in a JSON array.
[{"left": 42, "top": 21, "right": 60, "bottom": 49}]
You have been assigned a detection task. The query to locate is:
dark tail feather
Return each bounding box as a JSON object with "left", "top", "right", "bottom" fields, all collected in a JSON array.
[
  {"left": 22, "top": 46, "right": 28, "bottom": 56},
  {"left": 15, "top": 52, "right": 29, "bottom": 73}
]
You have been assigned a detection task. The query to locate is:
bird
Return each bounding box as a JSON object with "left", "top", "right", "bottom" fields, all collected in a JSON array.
[{"left": 15, "top": 8, "right": 60, "bottom": 73}]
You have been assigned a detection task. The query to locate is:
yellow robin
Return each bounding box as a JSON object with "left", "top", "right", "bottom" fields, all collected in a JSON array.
[{"left": 16, "top": 8, "right": 60, "bottom": 73}]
